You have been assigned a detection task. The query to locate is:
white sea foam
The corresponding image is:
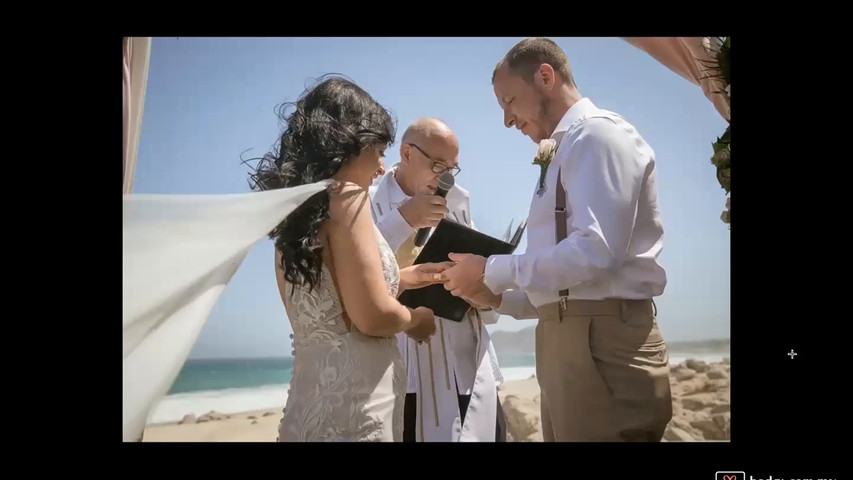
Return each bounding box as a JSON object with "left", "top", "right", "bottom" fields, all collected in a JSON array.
[{"left": 500, "top": 366, "right": 538, "bottom": 382}]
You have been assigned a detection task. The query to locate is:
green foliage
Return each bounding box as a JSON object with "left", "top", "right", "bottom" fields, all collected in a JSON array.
[{"left": 698, "top": 37, "right": 730, "bottom": 228}]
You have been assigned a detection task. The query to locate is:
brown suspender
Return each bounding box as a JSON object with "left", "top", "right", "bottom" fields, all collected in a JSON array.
[{"left": 555, "top": 167, "right": 569, "bottom": 312}]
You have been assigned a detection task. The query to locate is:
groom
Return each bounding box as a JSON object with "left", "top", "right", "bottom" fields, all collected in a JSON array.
[{"left": 441, "top": 38, "right": 673, "bottom": 442}]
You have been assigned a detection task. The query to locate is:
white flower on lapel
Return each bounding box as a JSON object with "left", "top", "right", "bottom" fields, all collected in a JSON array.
[
  {"left": 534, "top": 139, "right": 557, "bottom": 166},
  {"left": 533, "top": 139, "right": 557, "bottom": 196}
]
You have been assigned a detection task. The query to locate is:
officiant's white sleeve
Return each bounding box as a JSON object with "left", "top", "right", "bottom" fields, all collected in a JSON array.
[
  {"left": 123, "top": 182, "right": 328, "bottom": 442},
  {"left": 484, "top": 118, "right": 650, "bottom": 298},
  {"left": 375, "top": 207, "right": 414, "bottom": 252},
  {"left": 475, "top": 308, "right": 501, "bottom": 324}
]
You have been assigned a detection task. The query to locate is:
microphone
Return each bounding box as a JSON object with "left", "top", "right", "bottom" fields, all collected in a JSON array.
[{"left": 413, "top": 171, "right": 455, "bottom": 247}]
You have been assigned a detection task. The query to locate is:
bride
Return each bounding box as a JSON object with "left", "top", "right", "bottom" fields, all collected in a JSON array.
[{"left": 246, "top": 75, "right": 449, "bottom": 442}]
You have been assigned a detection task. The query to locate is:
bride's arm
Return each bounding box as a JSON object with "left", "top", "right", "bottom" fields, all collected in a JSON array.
[{"left": 327, "top": 182, "right": 431, "bottom": 337}]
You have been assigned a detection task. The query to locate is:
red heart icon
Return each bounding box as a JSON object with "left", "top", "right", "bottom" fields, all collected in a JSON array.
[{"left": 723, "top": 476, "right": 736, "bottom": 480}]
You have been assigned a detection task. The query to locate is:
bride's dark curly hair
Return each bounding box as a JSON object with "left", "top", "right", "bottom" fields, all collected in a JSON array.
[{"left": 245, "top": 75, "right": 396, "bottom": 294}]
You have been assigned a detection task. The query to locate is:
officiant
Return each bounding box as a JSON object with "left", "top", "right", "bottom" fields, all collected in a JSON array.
[{"left": 369, "top": 117, "right": 506, "bottom": 442}]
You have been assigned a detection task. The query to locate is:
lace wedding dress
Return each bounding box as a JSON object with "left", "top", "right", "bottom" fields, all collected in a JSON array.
[{"left": 277, "top": 227, "right": 406, "bottom": 442}]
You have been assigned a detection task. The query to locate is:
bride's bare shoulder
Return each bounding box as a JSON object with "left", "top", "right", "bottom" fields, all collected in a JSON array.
[{"left": 327, "top": 181, "right": 371, "bottom": 225}]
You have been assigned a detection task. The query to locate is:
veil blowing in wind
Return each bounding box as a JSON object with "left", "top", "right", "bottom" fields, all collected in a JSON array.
[{"left": 122, "top": 38, "right": 332, "bottom": 440}]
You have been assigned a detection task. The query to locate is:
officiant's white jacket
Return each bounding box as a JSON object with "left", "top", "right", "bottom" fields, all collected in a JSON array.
[{"left": 369, "top": 165, "right": 504, "bottom": 442}]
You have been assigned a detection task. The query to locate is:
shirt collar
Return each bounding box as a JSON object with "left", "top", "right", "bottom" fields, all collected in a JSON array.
[
  {"left": 388, "top": 169, "right": 410, "bottom": 206},
  {"left": 550, "top": 97, "right": 597, "bottom": 144}
]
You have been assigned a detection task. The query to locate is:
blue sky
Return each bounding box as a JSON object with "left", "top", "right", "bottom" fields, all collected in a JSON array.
[{"left": 134, "top": 37, "right": 730, "bottom": 359}]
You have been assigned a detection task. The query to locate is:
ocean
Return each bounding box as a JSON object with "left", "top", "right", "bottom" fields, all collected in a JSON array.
[{"left": 146, "top": 350, "right": 727, "bottom": 426}]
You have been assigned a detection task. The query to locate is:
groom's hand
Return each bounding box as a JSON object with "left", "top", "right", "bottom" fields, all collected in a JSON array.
[{"left": 442, "top": 253, "right": 490, "bottom": 299}]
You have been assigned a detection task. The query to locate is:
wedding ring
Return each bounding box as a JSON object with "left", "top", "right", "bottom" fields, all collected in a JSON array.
[{"left": 433, "top": 273, "right": 442, "bottom": 281}]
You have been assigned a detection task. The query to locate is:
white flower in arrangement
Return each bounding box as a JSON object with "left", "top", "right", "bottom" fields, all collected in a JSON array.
[{"left": 721, "top": 196, "right": 730, "bottom": 227}]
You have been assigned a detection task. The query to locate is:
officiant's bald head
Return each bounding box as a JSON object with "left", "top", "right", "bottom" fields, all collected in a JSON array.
[{"left": 396, "top": 117, "right": 460, "bottom": 196}]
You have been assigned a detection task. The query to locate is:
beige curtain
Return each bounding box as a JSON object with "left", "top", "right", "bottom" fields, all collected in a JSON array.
[
  {"left": 123, "top": 37, "right": 151, "bottom": 194},
  {"left": 622, "top": 37, "right": 729, "bottom": 122}
]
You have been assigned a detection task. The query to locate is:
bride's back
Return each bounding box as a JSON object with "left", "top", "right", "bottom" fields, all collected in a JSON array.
[{"left": 274, "top": 222, "right": 400, "bottom": 344}]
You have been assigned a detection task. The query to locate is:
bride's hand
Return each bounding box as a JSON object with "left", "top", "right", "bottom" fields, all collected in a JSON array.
[
  {"left": 398, "top": 261, "right": 454, "bottom": 293},
  {"left": 405, "top": 307, "right": 436, "bottom": 343}
]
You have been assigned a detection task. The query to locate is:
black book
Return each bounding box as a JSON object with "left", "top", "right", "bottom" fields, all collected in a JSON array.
[{"left": 397, "top": 218, "right": 525, "bottom": 322}]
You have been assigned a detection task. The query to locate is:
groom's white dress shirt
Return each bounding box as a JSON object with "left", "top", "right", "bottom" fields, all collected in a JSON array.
[{"left": 484, "top": 98, "right": 667, "bottom": 319}]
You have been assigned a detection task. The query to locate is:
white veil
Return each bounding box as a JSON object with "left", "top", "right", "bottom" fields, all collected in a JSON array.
[
  {"left": 121, "top": 37, "right": 341, "bottom": 442},
  {"left": 122, "top": 181, "right": 330, "bottom": 441}
]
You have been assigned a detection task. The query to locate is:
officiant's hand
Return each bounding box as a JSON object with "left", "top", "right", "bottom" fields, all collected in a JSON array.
[
  {"left": 441, "top": 253, "right": 491, "bottom": 299},
  {"left": 398, "top": 261, "right": 455, "bottom": 292},
  {"left": 399, "top": 187, "right": 448, "bottom": 229}
]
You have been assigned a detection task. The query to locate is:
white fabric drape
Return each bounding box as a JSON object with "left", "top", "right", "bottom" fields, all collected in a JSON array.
[
  {"left": 122, "top": 181, "right": 330, "bottom": 442},
  {"left": 123, "top": 37, "right": 151, "bottom": 194}
]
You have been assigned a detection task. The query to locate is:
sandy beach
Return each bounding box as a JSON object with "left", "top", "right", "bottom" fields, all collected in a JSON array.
[
  {"left": 142, "top": 358, "right": 729, "bottom": 442},
  {"left": 143, "top": 409, "right": 284, "bottom": 442}
]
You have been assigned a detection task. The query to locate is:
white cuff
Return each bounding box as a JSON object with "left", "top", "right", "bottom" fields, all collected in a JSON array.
[
  {"left": 378, "top": 208, "right": 415, "bottom": 252},
  {"left": 476, "top": 308, "right": 500, "bottom": 325},
  {"left": 484, "top": 254, "right": 517, "bottom": 294}
]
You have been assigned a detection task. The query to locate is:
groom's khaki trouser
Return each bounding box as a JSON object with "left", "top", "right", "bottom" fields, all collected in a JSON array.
[{"left": 535, "top": 299, "right": 672, "bottom": 442}]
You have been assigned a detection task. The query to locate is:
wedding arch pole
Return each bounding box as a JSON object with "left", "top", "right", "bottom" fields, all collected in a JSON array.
[{"left": 123, "top": 37, "right": 151, "bottom": 195}]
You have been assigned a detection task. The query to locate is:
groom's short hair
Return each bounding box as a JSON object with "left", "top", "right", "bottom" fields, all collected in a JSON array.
[{"left": 492, "top": 37, "right": 576, "bottom": 87}]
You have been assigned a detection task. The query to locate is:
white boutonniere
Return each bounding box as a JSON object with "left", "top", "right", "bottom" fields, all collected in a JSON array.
[{"left": 533, "top": 139, "right": 557, "bottom": 197}]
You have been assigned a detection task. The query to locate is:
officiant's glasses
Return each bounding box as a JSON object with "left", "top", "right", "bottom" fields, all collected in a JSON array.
[{"left": 406, "top": 143, "right": 461, "bottom": 177}]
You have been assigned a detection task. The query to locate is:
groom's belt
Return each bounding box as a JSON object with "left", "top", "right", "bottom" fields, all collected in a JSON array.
[{"left": 536, "top": 298, "right": 656, "bottom": 320}]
